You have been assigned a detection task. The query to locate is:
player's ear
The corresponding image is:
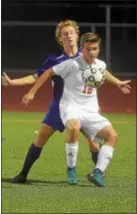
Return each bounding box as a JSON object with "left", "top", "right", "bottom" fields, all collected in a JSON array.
[{"left": 59, "top": 37, "right": 63, "bottom": 45}]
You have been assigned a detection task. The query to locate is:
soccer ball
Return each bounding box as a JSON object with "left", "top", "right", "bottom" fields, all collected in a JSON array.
[{"left": 82, "top": 65, "right": 105, "bottom": 88}]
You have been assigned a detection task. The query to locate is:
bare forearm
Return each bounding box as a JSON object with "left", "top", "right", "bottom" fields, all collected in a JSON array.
[
  {"left": 105, "top": 70, "right": 121, "bottom": 86},
  {"left": 29, "top": 68, "right": 55, "bottom": 94},
  {"left": 10, "top": 75, "right": 37, "bottom": 86}
]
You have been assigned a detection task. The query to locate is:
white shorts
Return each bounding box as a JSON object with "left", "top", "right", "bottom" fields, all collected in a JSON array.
[{"left": 60, "top": 105, "right": 111, "bottom": 141}]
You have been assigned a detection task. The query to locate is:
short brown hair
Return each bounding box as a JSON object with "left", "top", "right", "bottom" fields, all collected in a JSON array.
[
  {"left": 80, "top": 33, "right": 101, "bottom": 46},
  {"left": 55, "top": 20, "right": 79, "bottom": 46}
]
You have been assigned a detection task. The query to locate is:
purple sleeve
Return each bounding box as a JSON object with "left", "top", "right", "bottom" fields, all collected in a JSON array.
[{"left": 35, "top": 56, "right": 55, "bottom": 77}]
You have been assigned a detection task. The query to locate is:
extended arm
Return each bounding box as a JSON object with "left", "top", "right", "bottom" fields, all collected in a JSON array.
[
  {"left": 22, "top": 68, "right": 55, "bottom": 106},
  {"left": 105, "top": 70, "right": 121, "bottom": 85},
  {"left": 2, "top": 55, "right": 54, "bottom": 87},
  {"left": 22, "top": 59, "right": 74, "bottom": 106},
  {"left": 105, "top": 70, "right": 131, "bottom": 94},
  {"left": 2, "top": 72, "right": 37, "bottom": 86}
]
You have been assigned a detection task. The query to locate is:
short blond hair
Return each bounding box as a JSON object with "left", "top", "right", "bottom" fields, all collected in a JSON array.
[
  {"left": 55, "top": 20, "right": 79, "bottom": 46},
  {"left": 80, "top": 32, "right": 101, "bottom": 46}
]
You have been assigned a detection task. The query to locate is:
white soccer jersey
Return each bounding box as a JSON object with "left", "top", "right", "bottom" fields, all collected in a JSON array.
[{"left": 52, "top": 55, "right": 106, "bottom": 113}]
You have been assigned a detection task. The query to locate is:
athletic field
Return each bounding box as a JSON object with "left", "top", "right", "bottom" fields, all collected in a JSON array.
[{"left": 2, "top": 112, "right": 136, "bottom": 213}]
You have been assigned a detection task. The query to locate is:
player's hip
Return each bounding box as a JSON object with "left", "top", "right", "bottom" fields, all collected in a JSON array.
[
  {"left": 59, "top": 101, "right": 99, "bottom": 117},
  {"left": 42, "top": 102, "right": 64, "bottom": 132}
]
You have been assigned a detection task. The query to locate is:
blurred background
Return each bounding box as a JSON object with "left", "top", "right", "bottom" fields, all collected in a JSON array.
[
  {"left": 2, "top": 0, "right": 137, "bottom": 76},
  {"left": 1, "top": 0, "right": 137, "bottom": 113}
]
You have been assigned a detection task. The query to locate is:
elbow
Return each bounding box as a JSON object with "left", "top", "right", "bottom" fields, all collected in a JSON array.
[
  {"left": 43, "top": 69, "right": 55, "bottom": 79},
  {"left": 48, "top": 69, "right": 55, "bottom": 78}
]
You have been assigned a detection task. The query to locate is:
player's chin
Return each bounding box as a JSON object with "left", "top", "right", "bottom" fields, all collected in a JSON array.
[
  {"left": 90, "top": 56, "right": 96, "bottom": 60},
  {"left": 69, "top": 42, "right": 75, "bottom": 46}
]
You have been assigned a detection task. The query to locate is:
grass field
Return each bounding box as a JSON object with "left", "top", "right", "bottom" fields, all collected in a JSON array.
[{"left": 2, "top": 111, "right": 136, "bottom": 213}]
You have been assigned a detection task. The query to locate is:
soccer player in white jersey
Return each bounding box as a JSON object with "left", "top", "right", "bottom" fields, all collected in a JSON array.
[{"left": 22, "top": 33, "right": 131, "bottom": 187}]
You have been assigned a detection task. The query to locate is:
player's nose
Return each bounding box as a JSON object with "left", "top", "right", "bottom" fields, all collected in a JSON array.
[{"left": 67, "top": 33, "right": 72, "bottom": 38}]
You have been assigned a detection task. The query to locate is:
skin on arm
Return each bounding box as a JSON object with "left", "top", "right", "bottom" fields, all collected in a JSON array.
[
  {"left": 105, "top": 70, "right": 131, "bottom": 94},
  {"left": 22, "top": 68, "right": 56, "bottom": 105},
  {"left": 22, "top": 59, "right": 75, "bottom": 106},
  {"left": 2, "top": 72, "right": 38, "bottom": 86}
]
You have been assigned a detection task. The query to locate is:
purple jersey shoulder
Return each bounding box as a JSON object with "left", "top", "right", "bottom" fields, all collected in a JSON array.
[{"left": 36, "top": 49, "right": 82, "bottom": 103}]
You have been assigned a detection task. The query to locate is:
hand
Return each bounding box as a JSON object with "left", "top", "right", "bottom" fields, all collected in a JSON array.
[
  {"left": 117, "top": 80, "right": 131, "bottom": 94},
  {"left": 2, "top": 72, "right": 12, "bottom": 86},
  {"left": 89, "top": 141, "right": 100, "bottom": 152},
  {"left": 22, "top": 92, "right": 35, "bottom": 106}
]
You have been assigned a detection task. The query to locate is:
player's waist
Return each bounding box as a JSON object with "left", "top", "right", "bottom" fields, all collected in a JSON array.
[
  {"left": 60, "top": 99, "right": 99, "bottom": 111},
  {"left": 61, "top": 94, "right": 97, "bottom": 104}
]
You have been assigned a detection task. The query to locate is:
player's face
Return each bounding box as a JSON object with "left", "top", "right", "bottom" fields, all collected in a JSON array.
[
  {"left": 82, "top": 42, "right": 100, "bottom": 63},
  {"left": 60, "top": 26, "right": 78, "bottom": 47}
]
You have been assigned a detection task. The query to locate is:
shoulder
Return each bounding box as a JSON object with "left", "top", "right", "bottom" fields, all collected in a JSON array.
[
  {"left": 70, "top": 57, "right": 80, "bottom": 70},
  {"left": 44, "top": 51, "right": 65, "bottom": 63},
  {"left": 58, "top": 58, "right": 79, "bottom": 72},
  {"left": 60, "top": 58, "right": 76, "bottom": 69},
  {"left": 52, "top": 51, "right": 71, "bottom": 61},
  {"left": 96, "top": 58, "right": 106, "bottom": 69}
]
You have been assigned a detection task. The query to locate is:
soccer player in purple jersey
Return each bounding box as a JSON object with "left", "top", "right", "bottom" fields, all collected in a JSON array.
[{"left": 2, "top": 20, "right": 100, "bottom": 184}]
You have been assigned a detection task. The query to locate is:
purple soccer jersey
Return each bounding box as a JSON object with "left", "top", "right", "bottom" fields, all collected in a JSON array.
[{"left": 36, "top": 49, "right": 82, "bottom": 132}]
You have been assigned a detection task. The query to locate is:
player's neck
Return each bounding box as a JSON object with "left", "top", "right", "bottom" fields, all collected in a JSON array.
[{"left": 63, "top": 45, "right": 78, "bottom": 57}]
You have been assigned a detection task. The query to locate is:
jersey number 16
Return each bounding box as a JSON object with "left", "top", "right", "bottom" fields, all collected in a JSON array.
[{"left": 82, "top": 86, "right": 92, "bottom": 94}]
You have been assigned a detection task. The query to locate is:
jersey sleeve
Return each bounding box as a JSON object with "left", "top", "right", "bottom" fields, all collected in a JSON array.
[
  {"left": 35, "top": 56, "right": 55, "bottom": 77},
  {"left": 52, "top": 59, "right": 74, "bottom": 79}
]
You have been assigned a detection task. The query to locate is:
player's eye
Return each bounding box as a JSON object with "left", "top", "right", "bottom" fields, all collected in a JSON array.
[
  {"left": 69, "top": 31, "right": 74, "bottom": 34},
  {"left": 92, "top": 47, "right": 97, "bottom": 51},
  {"left": 87, "top": 48, "right": 92, "bottom": 51},
  {"left": 63, "top": 32, "right": 69, "bottom": 36}
]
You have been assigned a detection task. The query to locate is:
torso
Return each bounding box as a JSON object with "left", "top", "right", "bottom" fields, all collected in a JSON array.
[{"left": 60, "top": 56, "right": 106, "bottom": 113}]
